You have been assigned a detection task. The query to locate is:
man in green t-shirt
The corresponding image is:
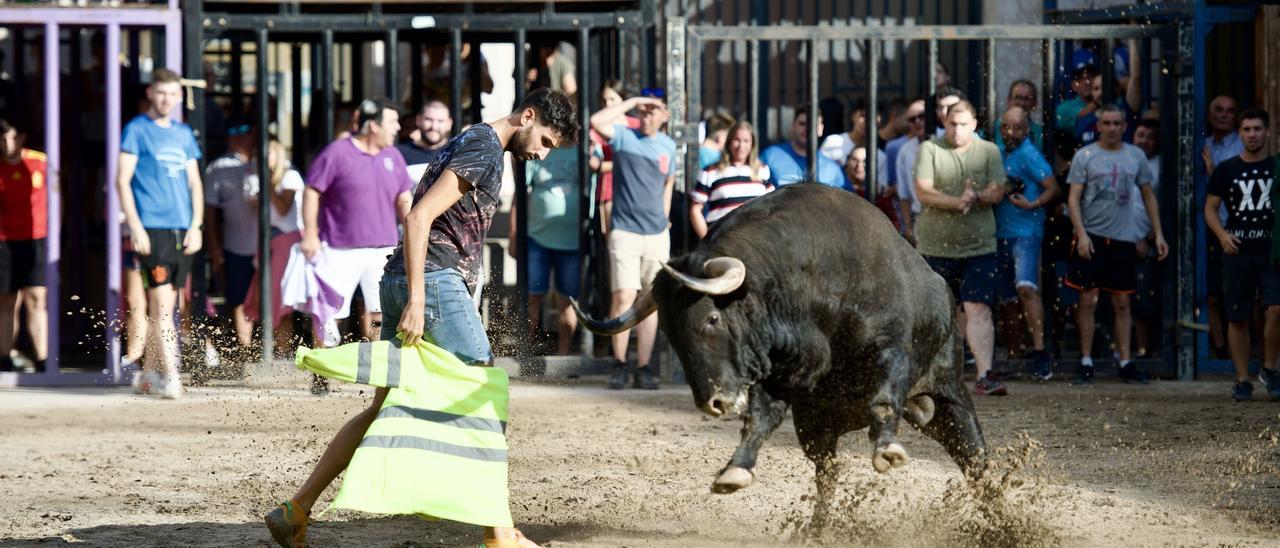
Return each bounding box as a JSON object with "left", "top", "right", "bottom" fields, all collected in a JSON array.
[{"left": 913, "top": 100, "right": 1009, "bottom": 396}]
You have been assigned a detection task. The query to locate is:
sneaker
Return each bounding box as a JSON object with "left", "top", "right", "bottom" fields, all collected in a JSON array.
[
  {"left": 607, "top": 360, "right": 630, "bottom": 390},
  {"left": 204, "top": 345, "right": 221, "bottom": 369},
  {"left": 1232, "top": 380, "right": 1253, "bottom": 402},
  {"left": 309, "top": 374, "right": 330, "bottom": 396},
  {"left": 1072, "top": 364, "right": 1095, "bottom": 385},
  {"left": 33, "top": 359, "right": 46, "bottom": 373},
  {"left": 634, "top": 366, "right": 660, "bottom": 390},
  {"left": 1258, "top": 368, "right": 1280, "bottom": 400},
  {"left": 264, "top": 499, "right": 309, "bottom": 548},
  {"left": 974, "top": 375, "right": 1008, "bottom": 396},
  {"left": 1030, "top": 350, "right": 1053, "bottom": 381},
  {"left": 963, "top": 349, "right": 976, "bottom": 366},
  {"left": 133, "top": 371, "right": 163, "bottom": 395},
  {"left": 1119, "top": 362, "right": 1151, "bottom": 384},
  {"left": 160, "top": 376, "right": 183, "bottom": 400}
]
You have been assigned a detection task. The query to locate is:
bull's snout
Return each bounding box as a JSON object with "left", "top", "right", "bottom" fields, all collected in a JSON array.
[{"left": 698, "top": 390, "right": 747, "bottom": 418}]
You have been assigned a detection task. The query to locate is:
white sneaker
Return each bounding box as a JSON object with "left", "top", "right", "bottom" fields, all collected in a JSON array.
[
  {"left": 133, "top": 371, "right": 163, "bottom": 395},
  {"left": 160, "top": 376, "right": 183, "bottom": 400},
  {"left": 204, "top": 345, "right": 221, "bottom": 368}
]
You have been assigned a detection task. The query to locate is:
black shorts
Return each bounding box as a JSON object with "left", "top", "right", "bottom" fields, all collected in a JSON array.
[
  {"left": 1064, "top": 233, "right": 1136, "bottom": 294},
  {"left": 1207, "top": 239, "right": 1224, "bottom": 299},
  {"left": 135, "top": 229, "right": 191, "bottom": 288},
  {"left": 1221, "top": 252, "right": 1280, "bottom": 323},
  {"left": 0, "top": 238, "right": 46, "bottom": 292},
  {"left": 924, "top": 253, "right": 997, "bottom": 306}
]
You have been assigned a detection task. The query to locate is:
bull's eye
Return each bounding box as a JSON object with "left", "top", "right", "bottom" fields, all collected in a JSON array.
[{"left": 704, "top": 312, "right": 720, "bottom": 334}]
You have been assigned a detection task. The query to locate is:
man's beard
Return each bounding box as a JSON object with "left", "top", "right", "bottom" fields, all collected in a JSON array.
[
  {"left": 423, "top": 130, "right": 444, "bottom": 147},
  {"left": 1245, "top": 142, "right": 1266, "bottom": 155},
  {"left": 510, "top": 126, "right": 535, "bottom": 160}
]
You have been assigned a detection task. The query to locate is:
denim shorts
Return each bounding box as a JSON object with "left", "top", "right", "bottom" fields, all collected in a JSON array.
[
  {"left": 527, "top": 238, "right": 581, "bottom": 298},
  {"left": 379, "top": 269, "right": 492, "bottom": 365},
  {"left": 997, "top": 237, "right": 1043, "bottom": 302}
]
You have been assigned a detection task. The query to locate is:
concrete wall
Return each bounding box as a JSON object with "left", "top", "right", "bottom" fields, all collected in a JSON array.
[{"left": 985, "top": 0, "right": 1045, "bottom": 125}]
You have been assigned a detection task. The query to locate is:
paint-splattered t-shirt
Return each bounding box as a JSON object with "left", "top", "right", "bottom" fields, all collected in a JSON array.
[{"left": 384, "top": 123, "right": 504, "bottom": 292}]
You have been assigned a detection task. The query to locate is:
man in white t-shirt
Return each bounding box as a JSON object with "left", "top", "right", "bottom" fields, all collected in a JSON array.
[{"left": 895, "top": 98, "right": 927, "bottom": 243}]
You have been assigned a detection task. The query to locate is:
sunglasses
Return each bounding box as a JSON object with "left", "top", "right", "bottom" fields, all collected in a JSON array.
[
  {"left": 641, "top": 87, "right": 665, "bottom": 99},
  {"left": 226, "top": 123, "right": 252, "bottom": 136},
  {"left": 907, "top": 114, "right": 924, "bottom": 122},
  {"left": 1010, "top": 94, "right": 1036, "bottom": 102}
]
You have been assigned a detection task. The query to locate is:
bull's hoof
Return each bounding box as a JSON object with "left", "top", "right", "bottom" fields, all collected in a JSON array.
[
  {"left": 711, "top": 465, "right": 754, "bottom": 494},
  {"left": 872, "top": 442, "right": 909, "bottom": 473},
  {"left": 905, "top": 395, "right": 936, "bottom": 427}
]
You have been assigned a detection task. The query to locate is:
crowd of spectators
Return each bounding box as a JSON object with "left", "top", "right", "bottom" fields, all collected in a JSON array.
[{"left": 10, "top": 39, "right": 1276, "bottom": 405}]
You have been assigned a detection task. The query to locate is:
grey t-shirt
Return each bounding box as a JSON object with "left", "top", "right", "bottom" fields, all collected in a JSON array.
[
  {"left": 609, "top": 125, "right": 677, "bottom": 235},
  {"left": 204, "top": 152, "right": 259, "bottom": 256},
  {"left": 1066, "top": 142, "right": 1153, "bottom": 243}
]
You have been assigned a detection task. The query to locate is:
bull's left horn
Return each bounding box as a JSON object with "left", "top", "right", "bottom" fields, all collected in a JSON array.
[
  {"left": 661, "top": 257, "right": 746, "bottom": 295},
  {"left": 570, "top": 288, "right": 657, "bottom": 335}
]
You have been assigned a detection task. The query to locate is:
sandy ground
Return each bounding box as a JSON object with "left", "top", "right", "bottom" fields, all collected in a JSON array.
[{"left": 1, "top": 375, "right": 1278, "bottom": 547}]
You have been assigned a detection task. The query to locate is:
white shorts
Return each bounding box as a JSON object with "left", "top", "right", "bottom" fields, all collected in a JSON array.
[
  {"left": 315, "top": 245, "right": 395, "bottom": 318},
  {"left": 608, "top": 229, "right": 670, "bottom": 292}
]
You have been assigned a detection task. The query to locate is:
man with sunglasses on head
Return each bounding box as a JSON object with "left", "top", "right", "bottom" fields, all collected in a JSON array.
[
  {"left": 895, "top": 98, "right": 928, "bottom": 243},
  {"left": 994, "top": 80, "right": 1044, "bottom": 151}
]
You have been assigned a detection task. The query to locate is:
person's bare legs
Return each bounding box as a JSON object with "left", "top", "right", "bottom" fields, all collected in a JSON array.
[
  {"left": 232, "top": 303, "right": 253, "bottom": 348},
  {"left": 292, "top": 387, "right": 389, "bottom": 512},
  {"left": 361, "top": 311, "right": 381, "bottom": 342},
  {"left": 610, "top": 289, "right": 636, "bottom": 362},
  {"left": 0, "top": 292, "right": 17, "bottom": 362},
  {"left": 124, "top": 269, "right": 149, "bottom": 363},
  {"left": 1017, "top": 286, "right": 1046, "bottom": 352},
  {"left": 527, "top": 294, "right": 544, "bottom": 343},
  {"left": 963, "top": 302, "right": 994, "bottom": 380},
  {"left": 145, "top": 285, "right": 180, "bottom": 379},
  {"left": 1208, "top": 296, "right": 1227, "bottom": 353},
  {"left": 1110, "top": 293, "right": 1133, "bottom": 362},
  {"left": 634, "top": 311, "right": 658, "bottom": 370},
  {"left": 1077, "top": 289, "right": 1100, "bottom": 359},
  {"left": 1228, "top": 320, "right": 1252, "bottom": 382},
  {"left": 20, "top": 287, "right": 46, "bottom": 360},
  {"left": 555, "top": 296, "right": 577, "bottom": 355}
]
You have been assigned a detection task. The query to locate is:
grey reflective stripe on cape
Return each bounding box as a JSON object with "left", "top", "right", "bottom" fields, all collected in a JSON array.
[
  {"left": 385, "top": 343, "right": 401, "bottom": 388},
  {"left": 356, "top": 341, "right": 372, "bottom": 384},
  {"left": 377, "top": 405, "right": 507, "bottom": 434},
  {"left": 360, "top": 435, "right": 508, "bottom": 462}
]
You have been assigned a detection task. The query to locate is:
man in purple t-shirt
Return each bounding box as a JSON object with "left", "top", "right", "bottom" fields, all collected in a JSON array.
[{"left": 302, "top": 98, "right": 413, "bottom": 360}]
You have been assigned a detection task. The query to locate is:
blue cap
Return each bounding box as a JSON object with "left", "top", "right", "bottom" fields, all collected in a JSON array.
[
  {"left": 1071, "top": 49, "right": 1097, "bottom": 75},
  {"left": 1112, "top": 45, "right": 1130, "bottom": 79}
]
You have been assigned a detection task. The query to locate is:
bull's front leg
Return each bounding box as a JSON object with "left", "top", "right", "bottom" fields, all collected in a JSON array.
[
  {"left": 712, "top": 383, "right": 788, "bottom": 494},
  {"left": 869, "top": 347, "right": 911, "bottom": 473}
]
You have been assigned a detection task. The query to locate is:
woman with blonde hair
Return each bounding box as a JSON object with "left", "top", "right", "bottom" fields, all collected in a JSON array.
[
  {"left": 689, "top": 120, "right": 773, "bottom": 239},
  {"left": 244, "top": 139, "right": 306, "bottom": 356}
]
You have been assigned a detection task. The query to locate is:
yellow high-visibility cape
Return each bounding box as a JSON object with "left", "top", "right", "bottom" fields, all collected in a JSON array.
[{"left": 295, "top": 339, "right": 513, "bottom": 528}]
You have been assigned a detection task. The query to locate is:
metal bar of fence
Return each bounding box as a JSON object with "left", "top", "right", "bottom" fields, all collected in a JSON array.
[
  {"left": 927, "top": 38, "right": 938, "bottom": 137},
  {"left": 257, "top": 28, "right": 274, "bottom": 365},
  {"left": 204, "top": 12, "right": 648, "bottom": 33},
  {"left": 867, "top": 38, "right": 879, "bottom": 200},
  {"left": 748, "top": 39, "right": 759, "bottom": 125},
  {"left": 385, "top": 29, "right": 399, "bottom": 104},
  {"left": 322, "top": 30, "right": 334, "bottom": 143},
  {"left": 513, "top": 27, "right": 529, "bottom": 356},
  {"left": 807, "top": 38, "right": 818, "bottom": 179},
  {"left": 106, "top": 22, "right": 122, "bottom": 380},
  {"left": 985, "top": 38, "right": 996, "bottom": 135},
  {"left": 1043, "top": 38, "right": 1055, "bottom": 164},
  {"left": 577, "top": 26, "right": 592, "bottom": 355},
  {"left": 449, "top": 29, "right": 463, "bottom": 136},
  {"left": 43, "top": 22, "right": 60, "bottom": 375}
]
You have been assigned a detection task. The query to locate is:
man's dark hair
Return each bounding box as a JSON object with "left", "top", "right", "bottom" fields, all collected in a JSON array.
[
  {"left": 1239, "top": 107, "right": 1270, "bottom": 129},
  {"left": 883, "top": 97, "right": 908, "bottom": 121},
  {"left": 357, "top": 97, "right": 399, "bottom": 131},
  {"left": 519, "top": 87, "right": 579, "bottom": 145},
  {"left": 1008, "top": 79, "right": 1037, "bottom": 98},
  {"left": 1097, "top": 103, "right": 1125, "bottom": 119},
  {"left": 793, "top": 102, "right": 815, "bottom": 123},
  {"left": 936, "top": 86, "right": 966, "bottom": 101},
  {"left": 0, "top": 118, "right": 18, "bottom": 135}
]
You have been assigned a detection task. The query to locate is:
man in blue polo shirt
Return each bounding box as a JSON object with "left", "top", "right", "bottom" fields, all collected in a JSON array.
[
  {"left": 590, "top": 94, "right": 676, "bottom": 390},
  {"left": 760, "top": 104, "right": 849, "bottom": 190},
  {"left": 994, "top": 106, "right": 1059, "bottom": 381},
  {"left": 116, "top": 68, "right": 204, "bottom": 400}
]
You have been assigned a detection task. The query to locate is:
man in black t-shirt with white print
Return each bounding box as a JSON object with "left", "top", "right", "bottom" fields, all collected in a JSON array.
[{"left": 1205, "top": 108, "right": 1280, "bottom": 402}]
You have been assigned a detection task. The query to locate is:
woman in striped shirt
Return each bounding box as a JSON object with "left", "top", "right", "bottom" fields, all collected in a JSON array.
[{"left": 689, "top": 121, "right": 773, "bottom": 239}]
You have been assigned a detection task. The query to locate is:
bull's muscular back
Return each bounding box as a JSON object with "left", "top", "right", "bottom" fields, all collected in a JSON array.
[{"left": 701, "top": 183, "right": 955, "bottom": 383}]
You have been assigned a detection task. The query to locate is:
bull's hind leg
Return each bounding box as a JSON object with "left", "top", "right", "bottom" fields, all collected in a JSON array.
[
  {"left": 868, "top": 348, "right": 911, "bottom": 473},
  {"left": 795, "top": 412, "right": 840, "bottom": 533},
  {"left": 713, "top": 384, "right": 789, "bottom": 494},
  {"left": 918, "top": 386, "right": 988, "bottom": 477}
]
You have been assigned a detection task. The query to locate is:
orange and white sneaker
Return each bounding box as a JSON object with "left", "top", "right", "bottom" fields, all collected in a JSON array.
[{"left": 264, "top": 499, "right": 309, "bottom": 547}]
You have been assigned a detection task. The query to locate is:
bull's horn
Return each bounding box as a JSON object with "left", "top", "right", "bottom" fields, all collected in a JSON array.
[
  {"left": 570, "top": 288, "right": 657, "bottom": 335},
  {"left": 661, "top": 257, "right": 746, "bottom": 295}
]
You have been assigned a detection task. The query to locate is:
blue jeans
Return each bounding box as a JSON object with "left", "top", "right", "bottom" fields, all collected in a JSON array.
[
  {"left": 379, "top": 269, "right": 492, "bottom": 365},
  {"left": 996, "top": 237, "right": 1043, "bottom": 302},
  {"left": 527, "top": 238, "right": 581, "bottom": 298}
]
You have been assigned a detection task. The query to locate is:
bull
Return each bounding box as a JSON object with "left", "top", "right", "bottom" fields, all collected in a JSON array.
[{"left": 574, "top": 183, "right": 987, "bottom": 526}]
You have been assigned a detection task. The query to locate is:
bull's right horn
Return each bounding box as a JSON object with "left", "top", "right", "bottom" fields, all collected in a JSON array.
[
  {"left": 661, "top": 257, "right": 746, "bottom": 295},
  {"left": 570, "top": 288, "right": 657, "bottom": 335}
]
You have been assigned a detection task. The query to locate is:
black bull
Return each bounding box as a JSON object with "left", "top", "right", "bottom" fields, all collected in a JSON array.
[{"left": 574, "top": 183, "right": 987, "bottom": 523}]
